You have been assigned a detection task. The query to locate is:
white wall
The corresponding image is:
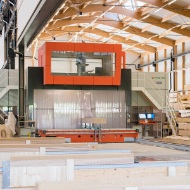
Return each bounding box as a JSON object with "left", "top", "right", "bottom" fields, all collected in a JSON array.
[
  {"left": 17, "top": 0, "right": 45, "bottom": 40},
  {"left": 126, "top": 53, "right": 141, "bottom": 72}
]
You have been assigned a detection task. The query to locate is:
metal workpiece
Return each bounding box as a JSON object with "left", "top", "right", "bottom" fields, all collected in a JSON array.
[
  {"left": 2, "top": 161, "right": 10, "bottom": 189},
  {"left": 75, "top": 161, "right": 188, "bottom": 170},
  {"left": 46, "top": 149, "right": 131, "bottom": 155}
]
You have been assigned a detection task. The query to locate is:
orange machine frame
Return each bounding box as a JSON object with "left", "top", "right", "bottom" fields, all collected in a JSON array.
[
  {"left": 37, "top": 129, "right": 138, "bottom": 143},
  {"left": 38, "top": 42, "right": 124, "bottom": 85}
]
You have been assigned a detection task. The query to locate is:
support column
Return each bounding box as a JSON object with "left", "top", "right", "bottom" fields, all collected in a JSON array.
[
  {"left": 182, "top": 42, "right": 185, "bottom": 91},
  {"left": 155, "top": 51, "right": 158, "bottom": 72},
  {"left": 164, "top": 49, "right": 167, "bottom": 72},
  {"left": 173, "top": 45, "right": 178, "bottom": 91},
  {"left": 18, "top": 45, "right": 25, "bottom": 124}
]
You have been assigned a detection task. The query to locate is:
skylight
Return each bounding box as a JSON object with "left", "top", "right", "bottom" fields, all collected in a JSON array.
[{"left": 123, "top": 0, "right": 146, "bottom": 11}]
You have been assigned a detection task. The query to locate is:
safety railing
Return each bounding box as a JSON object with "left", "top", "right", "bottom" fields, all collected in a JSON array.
[
  {"left": 0, "top": 69, "right": 18, "bottom": 100},
  {"left": 164, "top": 94, "right": 177, "bottom": 136}
]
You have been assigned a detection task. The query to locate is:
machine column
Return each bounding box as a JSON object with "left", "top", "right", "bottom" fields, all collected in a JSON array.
[{"left": 18, "top": 45, "right": 25, "bottom": 124}]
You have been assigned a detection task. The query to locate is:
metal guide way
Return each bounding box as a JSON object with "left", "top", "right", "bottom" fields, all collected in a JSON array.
[
  {"left": 136, "top": 139, "right": 190, "bottom": 152},
  {"left": 46, "top": 149, "right": 131, "bottom": 155},
  {"left": 75, "top": 161, "right": 188, "bottom": 170}
]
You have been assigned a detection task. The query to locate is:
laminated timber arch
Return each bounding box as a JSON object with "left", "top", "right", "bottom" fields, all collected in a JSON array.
[
  {"left": 27, "top": 0, "right": 190, "bottom": 56},
  {"left": 54, "top": 5, "right": 190, "bottom": 38},
  {"left": 40, "top": 26, "right": 156, "bottom": 53},
  {"left": 44, "top": 16, "right": 174, "bottom": 47}
]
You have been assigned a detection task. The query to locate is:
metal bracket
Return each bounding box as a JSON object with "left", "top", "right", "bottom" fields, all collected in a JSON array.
[{"left": 2, "top": 161, "right": 10, "bottom": 189}]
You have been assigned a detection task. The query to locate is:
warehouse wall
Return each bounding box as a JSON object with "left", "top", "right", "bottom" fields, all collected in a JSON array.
[
  {"left": 17, "top": 0, "right": 45, "bottom": 40},
  {"left": 131, "top": 72, "right": 169, "bottom": 108},
  {"left": 140, "top": 40, "right": 190, "bottom": 92}
]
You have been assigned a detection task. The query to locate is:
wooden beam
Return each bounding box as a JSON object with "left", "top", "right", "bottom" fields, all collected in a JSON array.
[
  {"left": 48, "top": 17, "right": 174, "bottom": 47},
  {"left": 174, "top": 45, "right": 178, "bottom": 91},
  {"left": 42, "top": 26, "right": 156, "bottom": 52},
  {"left": 140, "top": 53, "right": 144, "bottom": 72},
  {"left": 157, "top": 45, "right": 169, "bottom": 51},
  {"left": 148, "top": 53, "right": 150, "bottom": 72},
  {"left": 125, "top": 34, "right": 135, "bottom": 41},
  {"left": 54, "top": 5, "right": 190, "bottom": 38},
  {"left": 181, "top": 21, "right": 190, "bottom": 29},
  {"left": 125, "top": 50, "right": 141, "bottom": 56},
  {"left": 141, "top": 51, "right": 153, "bottom": 57},
  {"left": 139, "top": 0, "right": 190, "bottom": 18},
  {"left": 141, "top": 24, "right": 153, "bottom": 32},
  {"left": 175, "top": 37, "right": 190, "bottom": 45},
  {"left": 140, "top": 6, "right": 152, "bottom": 16},
  {"left": 155, "top": 51, "right": 158, "bottom": 72},
  {"left": 182, "top": 42, "right": 185, "bottom": 91},
  {"left": 161, "top": 13, "right": 177, "bottom": 22},
  {"left": 164, "top": 49, "right": 167, "bottom": 72}
]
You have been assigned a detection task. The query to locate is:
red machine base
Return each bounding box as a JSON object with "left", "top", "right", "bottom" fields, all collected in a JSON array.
[{"left": 37, "top": 129, "right": 138, "bottom": 143}]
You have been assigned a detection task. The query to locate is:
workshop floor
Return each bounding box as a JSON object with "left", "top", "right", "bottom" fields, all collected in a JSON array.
[
  {"left": 6, "top": 142, "right": 190, "bottom": 190},
  {"left": 97, "top": 142, "right": 190, "bottom": 162}
]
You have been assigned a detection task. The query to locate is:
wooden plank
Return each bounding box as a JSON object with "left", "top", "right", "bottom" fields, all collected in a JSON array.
[
  {"left": 178, "top": 123, "right": 190, "bottom": 130},
  {"left": 9, "top": 153, "right": 134, "bottom": 188},
  {"left": 163, "top": 136, "right": 190, "bottom": 146},
  {"left": 37, "top": 177, "right": 190, "bottom": 190},
  {"left": 11, "top": 165, "right": 67, "bottom": 187},
  {"left": 180, "top": 94, "right": 189, "bottom": 100},
  {"left": 10, "top": 153, "right": 134, "bottom": 165},
  {"left": 0, "top": 143, "right": 97, "bottom": 150},
  {"left": 184, "top": 84, "right": 190, "bottom": 91},
  {"left": 176, "top": 117, "right": 190, "bottom": 122},
  {"left": 181, "top": 101, "right": 190, "bottom": 104},
  {"left": 74, "top": 166, "right": 187, "bottom": 180},
  {"left": 0, "top": 137, "right": 66, "bottom": 144},
  {"left": 178, "top": 130, "right": 190, "bottom": 137},
  {"left": 81, "top": 118, "right": 106, "bottom": 124}
]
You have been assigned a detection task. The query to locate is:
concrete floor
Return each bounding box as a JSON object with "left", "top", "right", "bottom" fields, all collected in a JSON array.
[
  {"left": 97, "top": 142, "right": 190, "bottom": 161},
  {"left": 5, "top": 142, "right": 190, "bottom": 189}
]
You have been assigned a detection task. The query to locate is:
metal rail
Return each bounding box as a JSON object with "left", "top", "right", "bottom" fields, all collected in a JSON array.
[
  {"left": 46, "top": 149, "right": 131, "bottom": 155},
  {"left": 75, "top": 161, "right": 187, "bottom": 170},
  {"left": 136, "top": 139, "right": 190, "bottom": 152}
]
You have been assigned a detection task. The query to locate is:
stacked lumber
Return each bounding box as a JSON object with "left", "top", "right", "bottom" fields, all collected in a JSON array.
[
  {"left": 180, "top": 89, "right": 190, "bottom": 110},
  {"left": 8, "top": 155, "right": 188, "bottom": 188},
  {"left": 184, "top": 84, "right": 190, "bottom": 91},
  {"left": 0, "top": 139, "right": 189, "bottom": 189},
  {"left": 178, "top": 123, "right": 190, "bottom": 137},
  {"left": 0, "top": 143, "right": 97, "bottom": 168},
  {"left": 163, "top": 135, "right": 190, "bottom": 146},
  {"left": 174, "top": 85, "right": 190, "bottom": 137}
]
